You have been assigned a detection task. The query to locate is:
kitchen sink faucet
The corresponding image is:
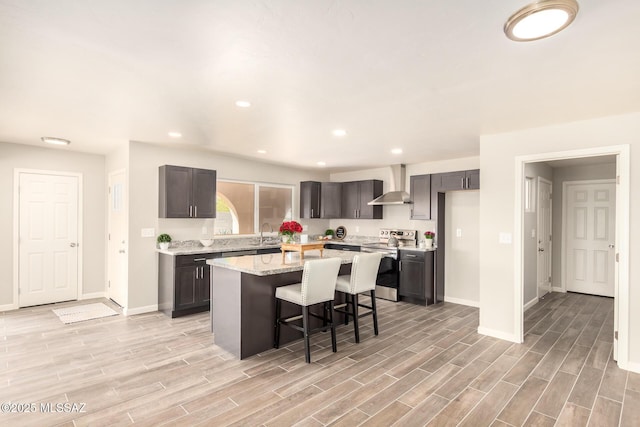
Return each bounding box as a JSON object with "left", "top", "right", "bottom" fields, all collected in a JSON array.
[{"left": 260, "top": 222, "right": 273, "bottom": 245}]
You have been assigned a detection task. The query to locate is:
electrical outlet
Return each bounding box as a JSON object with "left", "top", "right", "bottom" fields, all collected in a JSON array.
[{"left": 499, "top": 232, "right": 512, "bottom": 244}]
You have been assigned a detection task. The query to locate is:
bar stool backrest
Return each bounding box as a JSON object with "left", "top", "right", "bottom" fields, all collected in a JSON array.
[
  {"left": 349, "top": 253, "right": 382, "bottom": 294},
  {"left": 301, "top": 257, "right": 342, "bottom": 306}
]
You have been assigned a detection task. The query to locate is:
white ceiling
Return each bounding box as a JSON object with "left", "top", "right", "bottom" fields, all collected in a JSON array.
[{"left": 1, "top": 0, "right": 639, "bottom": 171}]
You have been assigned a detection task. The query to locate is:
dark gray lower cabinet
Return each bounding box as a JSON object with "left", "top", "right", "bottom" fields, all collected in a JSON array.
[
  {"left": 399, "top": 250, "right": 436, "bottom": 305},
  {"left": 159, "top": 253, "right": 215, "bottom": 317},
  {"left": 323, "top": 243, "right": 361, "bottom": 251}
]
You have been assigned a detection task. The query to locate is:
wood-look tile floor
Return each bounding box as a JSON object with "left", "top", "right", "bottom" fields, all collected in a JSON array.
[{"left": 0, "top": 292, "right": 637, "bottom": 426}]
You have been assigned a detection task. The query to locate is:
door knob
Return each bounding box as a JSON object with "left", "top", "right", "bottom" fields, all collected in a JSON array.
[
  {"left": 119, "top": 250, "right": 125, "bottom": 254},
  {"left": 70, "top": 242, "right": 78, "bottom": 247},
  {"left": 608, "top": 244, "right": 615, "bottom": 249},
  {"left": 538, "top": 248, "right": 544, "bottom": 252}
]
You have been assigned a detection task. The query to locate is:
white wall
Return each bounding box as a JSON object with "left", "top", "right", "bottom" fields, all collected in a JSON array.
[
  {"left": 0, "top": 141, "right": 106, "bottom": 307},
  {"left": 523, "top": 162, "right": 553, "bottom": 307},
  {"left": 126, "top": 141, "right": 331, "bottom": 312},
  {"left": 551, "top": 162, "right": 616, "bottom": 288},
  {"left": 478, "top": 111, "right": 640, "bottom": 368},
  {"left": 444, "top": 190, "right": 480, "bottom": 306}
]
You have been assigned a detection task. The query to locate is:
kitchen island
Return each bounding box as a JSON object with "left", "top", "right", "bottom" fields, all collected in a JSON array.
[{"left": 206, "top": 249, "right": 357, "bottom": 359}]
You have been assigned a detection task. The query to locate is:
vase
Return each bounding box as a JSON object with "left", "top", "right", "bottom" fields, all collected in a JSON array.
[
  {"left": 159, "top": 242, "right": 170, "bottom": 250},
  {"left": 282, "top": 235, "right": 295, "bottom": 244},
  {"left": 424, "top": 239, "right": 433, "bottom": 249}
]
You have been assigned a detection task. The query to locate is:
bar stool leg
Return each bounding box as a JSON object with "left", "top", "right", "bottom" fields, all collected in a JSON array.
[
  {"left": 344, "top": 294, "right": 350, "bottom": 326},
  {"left": 274, "top": 298, "right": 282, "bottom": 348},
  {"left": 353, "top": 293, "right": 360, "bottom": 343},
  {"left": 370, "top": 289, "right": 379, "bottom": 336},
  {"left": 329, "top": 300, "right": 337, "bottom": 352},
  {"left": 302, "top": 306, "right": 311, "bottom": 363}
]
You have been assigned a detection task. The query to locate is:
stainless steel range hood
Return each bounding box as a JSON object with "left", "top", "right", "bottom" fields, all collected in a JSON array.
[{"left": 368, "top": 164, "right": 412, "bottom": 205}]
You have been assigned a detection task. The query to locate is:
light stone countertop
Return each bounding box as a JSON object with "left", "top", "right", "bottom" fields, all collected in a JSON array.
[
  {"left": 157, "top": 242, "right": 281, "bottom": 256},
  {"left": 206, "top": 249, "right": 357, "bottom": 276},
  {"left": 399, "top": 246, "right": 437, "bottom": 253}
]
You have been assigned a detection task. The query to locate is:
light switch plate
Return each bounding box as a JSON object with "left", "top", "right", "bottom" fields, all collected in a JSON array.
[
  {"left": 141, "top": 228, "right": 155, "bottom": 238},
  {"left": 456, "top": 228, "right": 462, "bottom": 238},
  {"left": 499, "top": 232, "right": 512, "bottom": 244}
]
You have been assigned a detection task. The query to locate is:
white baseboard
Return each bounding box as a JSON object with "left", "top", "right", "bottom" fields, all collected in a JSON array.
[
  {"left": 524, "top": 298, "right": 538, "bottom": 311},
  {"left": 444, "top": 296, "right": 479, "bottom": 308},
  {"left": 552, "top": 286, "right": 565, "bottom": 293},
  {"left": 80, "top": 292, "right": 106, "bottom": 300},
  {"left": 620, "top": 360, "right": 640, "bottom": 374},
  {"left": 124, "top": 304, "right": 158, "bottom": 316},
  {"left": 0, "top": 303, "right": 18, "bottom": 312},
  {"left": 477, "top": 326, "right": 521, "bottom": 343}
]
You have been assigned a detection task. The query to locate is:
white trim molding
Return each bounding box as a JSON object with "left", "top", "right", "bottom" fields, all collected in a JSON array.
[
  {"left": 444, "top": 296, "right": 480, "bottom": 308},
  {"left": 80, "top": 292, "right": 107, "bottom": 300},
  {"left": 524, "top": 298, "right": 538, "bottom": 311},
  {"left": 124, "top": 304, "right": 158, "bottom": 316},
  {"left": 0, "top": 303, "right": 18, "bottom": 312},
  {"left": 477, "top": 326, "right": 520, "bottom": 343}
]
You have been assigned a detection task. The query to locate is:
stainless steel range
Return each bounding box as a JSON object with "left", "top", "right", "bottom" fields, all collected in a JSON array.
[{"left": 361, "top": 229, "right": 417, "bottom": 301}]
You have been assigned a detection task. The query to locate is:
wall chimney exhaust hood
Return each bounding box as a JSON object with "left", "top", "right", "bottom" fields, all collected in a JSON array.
[{"left": 368, "top": 164, "right": 412, "bottom": 205}]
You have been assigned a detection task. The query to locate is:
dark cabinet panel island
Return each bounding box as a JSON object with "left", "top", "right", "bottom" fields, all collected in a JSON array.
[{"left": 206, "top": 249, "right": 356, "bottom": 359}]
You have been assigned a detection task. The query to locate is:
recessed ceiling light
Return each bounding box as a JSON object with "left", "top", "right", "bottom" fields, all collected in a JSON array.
[
  {"left": 41, "top": 136, "right": 70, "bottom": 146},
  {"left": 236, "top": 100, "right": 251, "bottom": 108},
  {"left": 504, "top": 0, "right": 579, "bottom": 42},
  {"left": 332, "top": 129, "right": 347, "bottom": 137},
  {"left": 168, "top": 131, "right": 182, "bottom": 138},
  {"left": 317, "top": 161, "right": 326, "bottom": 167},
  {"left": 257, "top": 149, "right": 267, "bottom": 154},
  {"left": 391, "top": 148, "right": 403, "bottom": 155}
]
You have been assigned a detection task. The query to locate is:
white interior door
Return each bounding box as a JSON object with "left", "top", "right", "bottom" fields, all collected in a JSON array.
[
  {"left": 565, "top": 181, "right": 616, "bottom": 297},
  {"left": 19, "top": 172, "right": 79, "bottom": 307},
  {"left": 107, "top": 170, "right": 128, "bottom": 307},
  {"left": 537, "top": 178, "right": 552, "bottom": 298}
]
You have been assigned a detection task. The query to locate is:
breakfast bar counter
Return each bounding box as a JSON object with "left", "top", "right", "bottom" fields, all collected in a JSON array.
[{"left": 206, "top": 249, "right": 356, "bottom": 359}]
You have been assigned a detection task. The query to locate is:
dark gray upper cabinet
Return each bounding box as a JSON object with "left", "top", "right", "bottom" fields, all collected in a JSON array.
[
  {"left": 410, "top": 174, "right": 431, "bottom": 220},
  {"left": 300, "top": 181, "right": 321, "bottom": 218},
  {"left": 320, "top": 182, "right": 342, "bottom": 219},
  {"left": 341, "top": 180, "right": 383, "bottom": 219},
  {"left": 159, "top": 165, "right": 217, "bottom": 218},
  {"left": 431, "top": 169, "right": 480, "bottom": 191}
]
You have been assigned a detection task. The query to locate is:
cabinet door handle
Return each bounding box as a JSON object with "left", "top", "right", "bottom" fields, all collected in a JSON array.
[
  {"left": 189, "top": 205, "right": 193, "bottom": 217},
  {"left": 399, "top": 260, "right": 402, "bottom": 271},
  {"left": 311, "top": 208, "right": 314, "bottom": 217},
  {"left": 195, "top": 267, "right": 199, "bottom": 279},
  {"left": 195, "top": 205, "right": 198, "bottom": 217},
  {"left": 466, "top": 177, "right": 470, "bottom": 188},
  {"left": 461, "top": 177, "right": 464, "bottom": 188}
]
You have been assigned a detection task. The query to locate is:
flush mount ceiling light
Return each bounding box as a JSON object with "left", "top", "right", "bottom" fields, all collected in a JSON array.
[
  {"left": 391, "top": 148, "right": 403, "bottom": 155},
  {"left": 168, "top": 131, "right": 182, "bottom": 138},
  {"left": 235, "top": 100, "right": 251, "bottom": 108},
  {"left": 504, "top": 0, "right": 579, "bottom": 42},
  {"left": 256, "top": 149, "right": 267, "bottom": 154},
  {"left": 41, "top": 136, "right": 70, "bottom": 146},
  {"left": 317, "top": 161, "right": 326, "bottom": 167},
  {"left": 332, "top": 129, "right": 347, "bottom": 137}
]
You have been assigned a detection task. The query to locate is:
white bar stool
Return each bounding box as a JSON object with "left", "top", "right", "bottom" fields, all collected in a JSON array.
[
  {"left": 274, "top": 257, "right": 342, "bottom": 363},
  {"left": 334, "top": 253, "right": 382, "bottom": 343}
]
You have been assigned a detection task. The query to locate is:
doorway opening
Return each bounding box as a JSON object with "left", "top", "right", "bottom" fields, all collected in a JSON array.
[{"left": 515, "top": 145, "right": 629, "bottom": 369}]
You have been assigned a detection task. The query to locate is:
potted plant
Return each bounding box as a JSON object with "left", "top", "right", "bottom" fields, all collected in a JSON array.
[
  {"left": 423, "top": 231, "right": 435, "bottom": 249},
  {"left": 279, "top": 220, "right": 303, "bottom": 244},
  {"left": 157, "top": 233, "right": 172, "bottom": 250},
  {"left": 324, "top": 229, "right": 334, "bottom": 240}
]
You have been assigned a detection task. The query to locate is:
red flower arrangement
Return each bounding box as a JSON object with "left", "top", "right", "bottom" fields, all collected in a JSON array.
[
  {"left": 424, "top": 231, "right": 435, "bottom": 239},
  {"left": 279, "top": 220, "right": 303, "bottom": 242}
]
